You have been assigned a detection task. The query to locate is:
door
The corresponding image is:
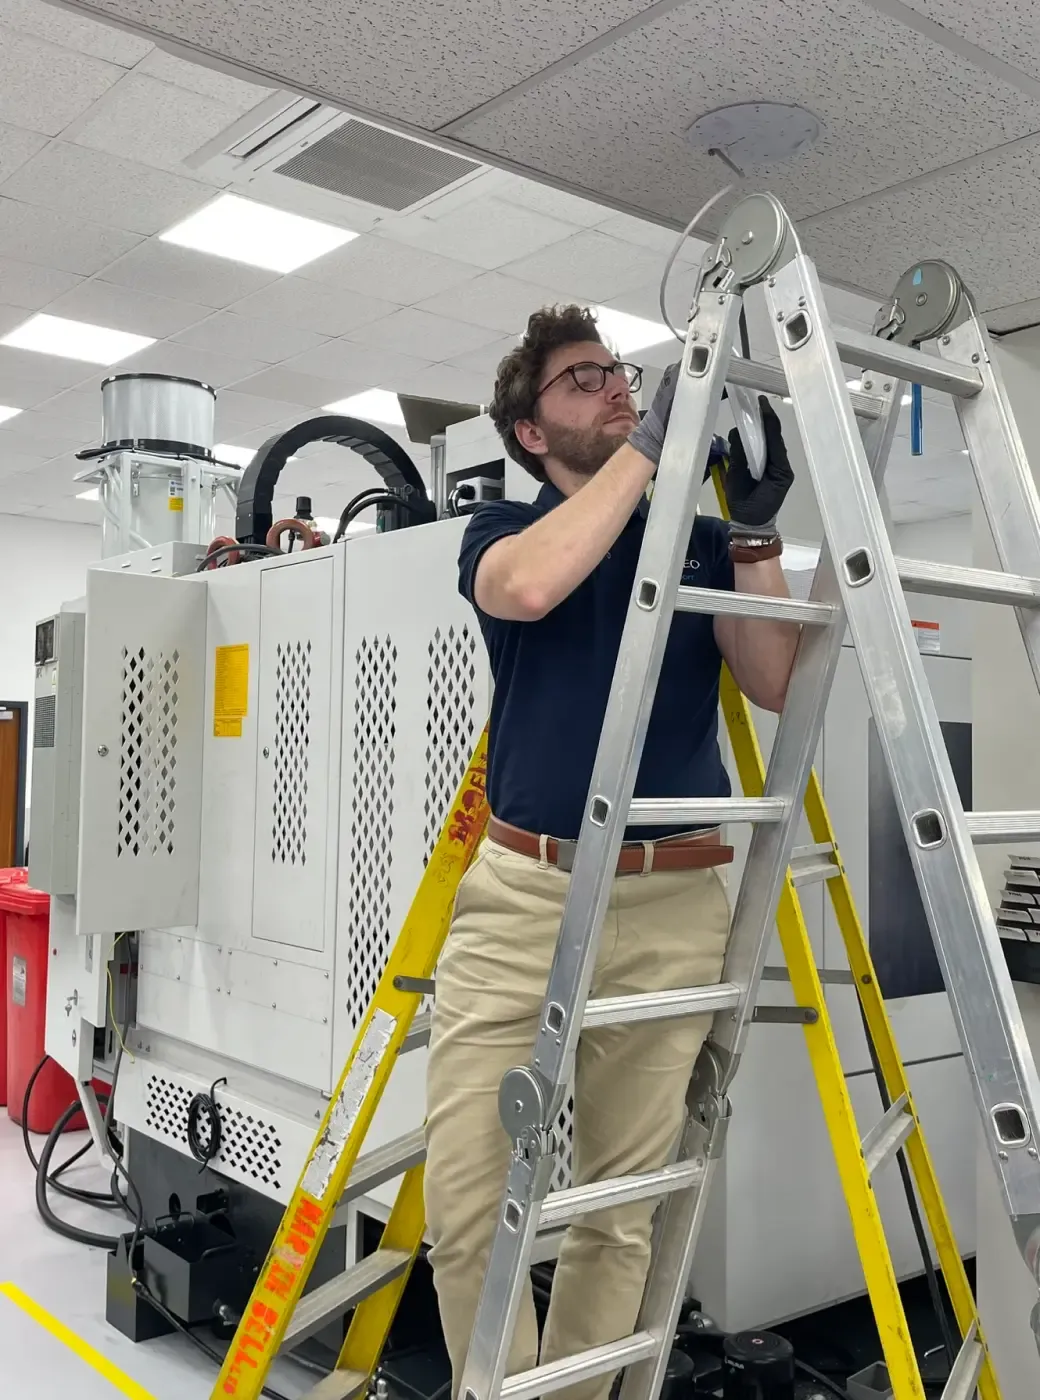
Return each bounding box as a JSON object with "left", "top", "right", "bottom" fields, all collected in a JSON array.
[{"left": 0, "top": 703, "right": 23, "bottom": 867}]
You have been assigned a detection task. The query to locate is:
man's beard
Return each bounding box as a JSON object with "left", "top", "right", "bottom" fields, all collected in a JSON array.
[{"left": 542, "top": 419, "right": 634, "bottom": 478}]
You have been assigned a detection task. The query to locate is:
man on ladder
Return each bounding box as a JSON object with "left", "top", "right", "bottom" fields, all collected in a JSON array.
[{"left": 424, "top": 303, "right": 799, "bottom": 1400}]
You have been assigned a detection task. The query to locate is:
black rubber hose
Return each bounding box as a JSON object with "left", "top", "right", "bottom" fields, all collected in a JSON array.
[
  {"left": 22, "top": 1057, "right": 120, "bottom": 1207},
  {"left": 35, "top": 1100, "right": 124, "bottom": 1249}
]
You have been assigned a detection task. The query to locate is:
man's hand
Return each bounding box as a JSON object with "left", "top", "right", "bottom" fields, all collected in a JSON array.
[
  {"left": 628, "top": 364, "right": 677, "bottom": 467},
  {"left": 726, "top": 396, "right": 794, "bottom": 538}
]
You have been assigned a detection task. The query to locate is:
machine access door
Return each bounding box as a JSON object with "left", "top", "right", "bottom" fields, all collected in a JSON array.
[{"left": 251, "top": 555, "right": 335, "bottom": 954}]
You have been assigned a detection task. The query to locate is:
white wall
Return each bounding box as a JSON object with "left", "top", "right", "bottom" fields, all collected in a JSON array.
[
  {"left": 0, "top": 513, "right": 100, "bottom": 710},
  {"left": 893, "top": 513, "right": 974, "bottom": 659}
]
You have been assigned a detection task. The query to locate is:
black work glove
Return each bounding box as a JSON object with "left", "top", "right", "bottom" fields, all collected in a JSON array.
[
  {"left": 628, "top": 364, "right": 677, "bottom": 467},
  {"left": 725, "top": 396, "right": 794, "bottom": 537}
]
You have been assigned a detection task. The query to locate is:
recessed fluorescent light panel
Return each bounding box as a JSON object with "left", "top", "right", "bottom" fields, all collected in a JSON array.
[
  {"left": 323, "top": 389, "right": 405, "bottom": 427},
  {"left": 76, "top": 487, "right": 99, "bottom": 501},
  {"left": 592, "top": 306, "right": 671, "bottom": 355},
  {"left": 160, "top": 193, "right": 357, "bottom": 274},
  {"left": 0, "top": 404, "right": 22, "bottom": 424},
  {"left": 214, "top": 443, "right": 257, "bottom": 468},
  {"left": 2, "top": 314, "right": 154, "bottom": 364}
]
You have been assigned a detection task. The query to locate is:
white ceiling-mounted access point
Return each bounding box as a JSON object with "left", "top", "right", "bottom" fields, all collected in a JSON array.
[{"left": 685, "top": 102, "right": 822, "bottom": 173}]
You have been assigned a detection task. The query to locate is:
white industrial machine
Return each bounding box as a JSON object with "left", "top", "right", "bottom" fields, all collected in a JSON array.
[{"left": 32, "top": 368, "right": 975, "bottom": 1358}]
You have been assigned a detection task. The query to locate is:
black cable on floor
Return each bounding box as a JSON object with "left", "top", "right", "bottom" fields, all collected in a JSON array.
[
  {"left": 795, "top": 1358, "right": 852, "bottom": 1399},
  {"left": 34, "top": 1099, "right": 126, "bottom": 1250},
  {"left": 22, "top": 1057, "right": 121, "bottom": 1207}
]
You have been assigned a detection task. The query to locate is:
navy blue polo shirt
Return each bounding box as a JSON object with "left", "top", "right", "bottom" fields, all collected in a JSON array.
[{"left": 458, "top": 482, "right": 735, "bottom": 841}]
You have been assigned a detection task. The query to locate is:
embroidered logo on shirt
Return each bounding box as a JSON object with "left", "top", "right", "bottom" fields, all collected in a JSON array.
[{"left": 681, "top": 557, "right": 701, "bottom": 584}]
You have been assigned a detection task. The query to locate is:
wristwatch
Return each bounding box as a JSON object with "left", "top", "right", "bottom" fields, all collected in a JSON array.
[{"left": 729, "top": 533, "right": 783, "bottom": 563}]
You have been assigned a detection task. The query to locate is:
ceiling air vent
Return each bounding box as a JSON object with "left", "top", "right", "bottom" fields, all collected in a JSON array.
[{"left": 275, "top": 122, "right": 481, "bottom": 212}]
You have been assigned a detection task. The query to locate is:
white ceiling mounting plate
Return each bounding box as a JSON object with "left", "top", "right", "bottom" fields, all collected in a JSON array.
[{"left": 685, "top": 102, "right": 822, "bottom": 172}]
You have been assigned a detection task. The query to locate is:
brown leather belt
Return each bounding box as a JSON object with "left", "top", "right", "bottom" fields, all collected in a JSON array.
[{"left": 487, "top": 816, "right": 733, "bottom": 874}]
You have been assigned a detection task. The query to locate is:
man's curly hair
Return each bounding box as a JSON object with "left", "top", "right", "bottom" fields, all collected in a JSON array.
[{"left": 489, "top": 304, "right": 603, "bottom": 481}]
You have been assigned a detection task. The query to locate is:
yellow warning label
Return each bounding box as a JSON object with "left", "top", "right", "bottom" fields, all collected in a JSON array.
[
  {"left": 214, "top": 644, "right": 249, "bottom": 738},
  {"left": 169, "top": 480, "right": 184, "bottom": 512}
]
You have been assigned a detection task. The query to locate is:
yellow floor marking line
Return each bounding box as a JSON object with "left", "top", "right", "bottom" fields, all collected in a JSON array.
[{"left": 0, "top": 1282, "right": 156, "bottom": 1400}]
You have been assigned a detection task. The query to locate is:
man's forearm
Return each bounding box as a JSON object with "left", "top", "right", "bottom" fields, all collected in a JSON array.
[
  {"left": 725, "top": 556, "right": 801, "bottom": 711},
  {"left": 475, "top": 444, "right": 656, "bottom": 620}
]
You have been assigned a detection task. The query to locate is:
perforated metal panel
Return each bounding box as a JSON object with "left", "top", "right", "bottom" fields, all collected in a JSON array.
[
  {"left": 551, "top": 1098, "right": 575, "bottom": 1193},
  {"left": 252, "top": 556, "right": 334, "bottom": 953},
  {"left": 423, "top": 624, "right": 479, "bottom": 863},
  {"left": 118, "top": 646, "right": 180, "bottom": 859},
  {"left": 272, "top": 640, "right": 312, "bottom": 866},
  {"left": 346, "top": 636, "right": 397, "bottom": 1027},
  {"left": 144, "top": 1072, "right": 284, "bottom": 1190},
  {"left": 77, "top": 569, "right": 205, "bottom": 937}
]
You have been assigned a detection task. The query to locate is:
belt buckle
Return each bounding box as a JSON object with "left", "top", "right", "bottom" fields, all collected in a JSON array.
[{"left": 555, "top": 839, "right": 578, "bottom": 873}]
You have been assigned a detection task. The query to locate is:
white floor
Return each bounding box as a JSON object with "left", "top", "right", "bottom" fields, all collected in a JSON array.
[{"left": 0, "top": 1115, "right": 318, "bottom": 1399}]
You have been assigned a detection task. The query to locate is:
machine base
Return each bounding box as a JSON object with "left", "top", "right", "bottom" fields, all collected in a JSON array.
[{"left": 106, "top": 1129, "right": 348, "bottom": 1352}]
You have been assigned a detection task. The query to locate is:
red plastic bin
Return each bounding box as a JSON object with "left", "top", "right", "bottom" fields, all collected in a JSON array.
[
  {"left": 0, "top": 867, "right": 28, "bottom": 1108},
  {"left": 0, "top": 879, "right": 80, "bottom": 1134}
]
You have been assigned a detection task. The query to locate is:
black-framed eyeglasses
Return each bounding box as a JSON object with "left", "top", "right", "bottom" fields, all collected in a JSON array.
[{"left": 534, "top": 360, "right": 643, "bottom": 402}]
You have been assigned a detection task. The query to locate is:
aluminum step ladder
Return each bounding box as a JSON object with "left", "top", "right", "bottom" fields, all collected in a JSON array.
[{"left": 457, "top": 191, "right": 1040, "bottom": 1400}]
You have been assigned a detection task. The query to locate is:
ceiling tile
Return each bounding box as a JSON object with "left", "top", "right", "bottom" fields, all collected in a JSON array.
[
  {"left": 0, "top": 0, "right": 152, "bottom": 62},
  {"left": 99, "top": 239, "right": 277, "bottom": 307},
  {"left": 394, "top": 361, "right": 490, "bottom": 405},
  {"left": 0, "top": 301, "right": 32, "bottom": 337},
  {"left": 456, "top": 0, "right": 1040, "bottom": 226},
  {"left": 231, "top": 277, "right": 397, "bottom": 337},
  {"left": 36, "top": 386, "right": 106, "bottom": 433},
  {"left": 136, "top": 46, "right": 274, "bottom": 112},
  {"left": 300, "top": 234, "right": 476, "bottom": 304},
  {"left": 415, "top": 271, "right": 573, "bottom": 334},
  {"left": 503, "top": 229, "right": 664, "bottom": 301},
  {"left": 103, "top": 339, "right": 265, "bottom": 388},
  {"left": 1, "top": 142, "right": 211, "bottom": 236},
  {"left": 901, "top": 0, "right": 1040, "bottom": 81},
  {"left": 447, "top": 334, "right": 518, "bottom": 377},
  {"left": 67, "top": 72, "right": 251, "bottom": 175},
  {"left": 493, "top": 174, "right": 611, "bottom": 228},
  {"left": 0, "top": 27, "right": 122, "bottom": 136},
  {"left": 0, "top": 255, "right": 82, "bottom": 310},
  {"left": 68, "top": 0, "right": 656, "bottom": 128},
  {"left": 172, "top": 312, "right": 328, "bottom": 364},
  {"left": 0, "top": 446, "right": 50, "bottom": 478},
  {"left": 0, "top": 344, "right": 94, "bottom": 406},
  {"left": 282, "top": 339, "right": 431, "bottom": 388},
  {"left": 0, "top": 121, "right": 48, "bottom": 184},
  {"left": 231, "top": 366, "right": 359, "bottom": 408},
  {"left": 346, "top": 306, "right": 501, "bottom": 359},
  {"left": 0, "top": 407, "right": 89, "bottom": 452},
  {"left": 46, "top": 280, "right": 211, "bottom": 338},
  {"left": 375, "top": 197, "right": 574, "bottom": 271},
  {"left": 215, "top": 389, "right": 317, "bottom": 434},
  {"left": 0, "top": 197, "right": 141, "bottom": 275},
  {"left": 594, "top": 211, "right": 685, "bottom": 257}
]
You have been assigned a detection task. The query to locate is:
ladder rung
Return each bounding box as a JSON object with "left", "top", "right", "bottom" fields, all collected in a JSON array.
[
  {"left": 401, "top": 1009, "right": 432, "bottom": 1052},
  {"left": 628, "top": 797, "right": 786, "bottom": 826},
  {"left": 896, "top": 555, "right": 1040, "bottom": 607},
  {"left": 861, "top": 1093, "right": 915, "bottom": 1177},
  {"left": 789, "top": 842, "right": 839, "bottom": 886},
  {"left": 299, "top": 1369, "right": 368, "bottom": 1400},
  {"left": 281, "top": 1248, "right": 411, "bottom": 1348},
  {"left": 539, "top": 1159, "right": 706, "bottom": 1229},
  {"left": 835, "top": 325, "right": 984, "bottom": 399},
  {"left": 339, "top": 1126, "right": 426, "bottom": 1205},
  {"left": 582, "top": 982, "right": 741, "bottom": 1027},
  {"left": 500, "top": 1331, "right": 659, "bottom": 1400},
  {"left": 940, "top": 1322, "right": 984, "bottom": 1400},
  {"left": 675, "top": 586, "right": 836, "bottom": 625},
  {"left": 726, "top": 352, "right": 885, "bottom": 420},
  {"left": 967, "top": 811, "right": 1040, "bottom": 844}
]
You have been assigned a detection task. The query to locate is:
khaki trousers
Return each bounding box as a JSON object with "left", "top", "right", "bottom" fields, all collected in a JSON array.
[{"left": 424, "top": 837, "right": 731, "bottom": 1400}]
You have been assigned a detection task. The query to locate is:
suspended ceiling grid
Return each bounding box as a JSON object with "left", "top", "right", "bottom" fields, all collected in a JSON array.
[{"left": 53, "top": 0, "right": 1040, "bottom": 332}]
